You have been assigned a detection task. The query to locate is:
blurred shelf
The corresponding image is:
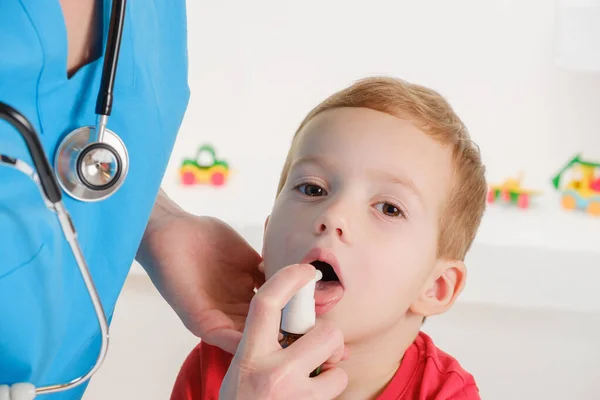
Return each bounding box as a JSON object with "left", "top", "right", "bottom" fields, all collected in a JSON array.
[
  {"left": 461, "top": 188, "right": 599, "bottom": 313},
  {"left": 475, "top": 190, "right": 599, "bottom": 256}
]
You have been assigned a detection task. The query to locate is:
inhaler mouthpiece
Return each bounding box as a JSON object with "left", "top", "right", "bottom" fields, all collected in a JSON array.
[{"left": 281, "top": 270, "right": 322, "bottom": 335}]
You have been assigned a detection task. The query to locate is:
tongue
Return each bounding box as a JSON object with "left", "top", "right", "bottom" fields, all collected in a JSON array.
[{"left": 314, "top": 280, "right": 344, "bottom": 305}]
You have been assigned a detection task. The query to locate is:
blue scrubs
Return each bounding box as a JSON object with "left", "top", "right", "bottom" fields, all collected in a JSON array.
[{"left": 0, "top": 1, "right": 190, "bottom": 398}]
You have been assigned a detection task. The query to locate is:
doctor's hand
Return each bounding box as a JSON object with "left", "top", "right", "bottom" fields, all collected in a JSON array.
[
  {"left": 136, "top": 193, "right": 265, "bottom": 354},
  {"left": 220, "top": 264, "right": 349, "bottom": 400}
]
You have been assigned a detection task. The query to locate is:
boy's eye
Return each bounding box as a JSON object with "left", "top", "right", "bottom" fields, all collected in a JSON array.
[
  {"left": 297, "top": 183, "right": 327, "bottom": 196},
  {"left": 375, "top": 202, "right": 403, "bottom": 217}
]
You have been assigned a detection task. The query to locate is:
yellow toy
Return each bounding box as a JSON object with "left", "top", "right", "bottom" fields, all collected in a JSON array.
[
  {"left": 552, "top": 154, "right": 600, "bottom": 216},
  {"left": 179, "top": 144, "right": 230, "bottom": 187},
  {"left": 487, "top": 172, "right": 541, "bottom": 209}
]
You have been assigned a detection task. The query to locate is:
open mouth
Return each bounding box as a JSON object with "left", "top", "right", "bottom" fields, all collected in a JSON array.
[
  {"left": 301, "top": 248, "right": 345, "bottom": 314},
  {"left": 309, "top": 259, "right": 344, "bottom": 313},
  {"left": 310, "top": 260, "right": 340, "bottom": 282}
]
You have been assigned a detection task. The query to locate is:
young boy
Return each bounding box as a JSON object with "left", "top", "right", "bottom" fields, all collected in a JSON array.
[{"left": 171, "top": 76, "right": 486, "bottom": 399}]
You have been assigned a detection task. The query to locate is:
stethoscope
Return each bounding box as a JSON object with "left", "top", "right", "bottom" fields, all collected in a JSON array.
[
  {"left": 54, "top": 0, "right": 129, "bottom": 203},
  {"left": 0, "top": 0, "right": 126, "bottom": 398}
]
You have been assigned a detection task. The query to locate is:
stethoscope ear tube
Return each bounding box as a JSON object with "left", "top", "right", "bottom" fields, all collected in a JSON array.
[
  {"left": 96, "top": 0, "right": 126, "bottom": 117},
  {"left": 0, "top": 102, "right": 62, "bottom": 204}
]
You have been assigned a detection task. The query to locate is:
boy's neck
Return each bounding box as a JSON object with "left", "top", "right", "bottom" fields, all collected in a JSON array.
[{"left": 334, "top": 314, "right": 423, "bottom": 400}]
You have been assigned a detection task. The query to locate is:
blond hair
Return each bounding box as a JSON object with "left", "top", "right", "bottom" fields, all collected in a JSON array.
[{"left": 276, "top": 76, "right": 487, "bottom": 261}]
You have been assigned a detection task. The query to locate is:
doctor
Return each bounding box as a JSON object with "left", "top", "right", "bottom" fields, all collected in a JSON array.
[{"left": 0, "top": 0, "right": 266, "bottom": 398}]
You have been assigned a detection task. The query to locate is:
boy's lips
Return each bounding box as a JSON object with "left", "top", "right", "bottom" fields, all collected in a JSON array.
[
  {"left": 301, "top": 247, "right": 345, "bottom": 314},
  {"left": 314, "top": 281, "right": 344, "bottom": 315}
]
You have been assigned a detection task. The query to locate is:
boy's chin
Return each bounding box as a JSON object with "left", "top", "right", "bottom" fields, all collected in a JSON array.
[
  {"left": 314, "top": 302, "right": 348, "bottom": 327},
  {"left": 314, "top": 312, "right": 362, "bottom": 344}
]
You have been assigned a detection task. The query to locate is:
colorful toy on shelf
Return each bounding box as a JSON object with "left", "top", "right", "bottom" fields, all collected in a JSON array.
[
  {"left": 179, "top": 144, "right": 229, "bottom": 187},
  {"left": 487, "top": 173, "right": 541, "bottom": 209},
  {"left": 551, "top": 154, "right": 600, "bottom": 216}
]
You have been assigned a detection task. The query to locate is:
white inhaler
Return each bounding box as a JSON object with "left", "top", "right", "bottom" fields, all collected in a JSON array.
[{"left": 279, "top": 270, "right": 323, "bottom": 376}]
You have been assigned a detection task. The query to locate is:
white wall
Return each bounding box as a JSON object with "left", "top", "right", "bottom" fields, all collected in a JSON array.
[
  {"left": 166, "top": 0, "right": 600, "bottom": 192},
  {"left": 155, "top": 0, "right": 600, "bottom": 312}
]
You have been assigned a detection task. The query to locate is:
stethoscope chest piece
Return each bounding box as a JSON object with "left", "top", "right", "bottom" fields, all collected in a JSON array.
[{"left": 54, "top": 124, "right": 128, "bottom": 202}]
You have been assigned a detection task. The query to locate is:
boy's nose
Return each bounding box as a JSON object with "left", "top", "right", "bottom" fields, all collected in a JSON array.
[
  {"left": 317, "top": 223, "right": 343, "bottom": 237},
  {"left": 314, "top": 212, "right": 350, "bottom": 243}
]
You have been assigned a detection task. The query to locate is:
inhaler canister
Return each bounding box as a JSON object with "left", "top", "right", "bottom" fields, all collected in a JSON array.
[{"left": 281, "top": 270, "right": 322, "bottom": 334}]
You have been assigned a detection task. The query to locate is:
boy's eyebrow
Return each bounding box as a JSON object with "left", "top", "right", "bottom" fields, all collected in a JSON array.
[
  {"left": 289, "top": 155, "right": 333, "bottom": 170},
  {"left": 369, "top": 169, "right": 423, "bottom": 204}
]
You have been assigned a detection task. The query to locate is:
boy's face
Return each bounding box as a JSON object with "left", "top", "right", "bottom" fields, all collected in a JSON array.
[{"left": 263, "top": 107, "right": 456, "bottom": 343}]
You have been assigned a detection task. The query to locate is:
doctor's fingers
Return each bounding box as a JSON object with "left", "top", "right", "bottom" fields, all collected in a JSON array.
[
  {"left": 241, "top": 263, "right": 318, "bottom": 358},
  {"left": 282, "top": 321, "right": 346, "bottom": 373},
  {"left": 308, "top": 367, "right": 349, "bottom": 400}
]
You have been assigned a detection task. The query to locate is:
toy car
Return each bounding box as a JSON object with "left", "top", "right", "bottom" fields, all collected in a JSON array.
[
  {"left": 552, "top": 154, "right": 600, "bottom": 216},
  {"left": 487, "top": 173, "right": 541, "bottom": 209},
  {"left": 179, "top": 144, "right": 229, "bottom": 187}
]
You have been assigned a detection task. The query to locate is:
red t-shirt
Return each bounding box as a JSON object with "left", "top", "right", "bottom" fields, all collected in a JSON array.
[{"left": 170, "top": 331, "right": 480, "bottom": 400}]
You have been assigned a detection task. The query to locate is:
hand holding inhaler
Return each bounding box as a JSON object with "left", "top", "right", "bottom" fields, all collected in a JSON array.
[{"left": 219, "top": 263, "right": 348, "bottom": 400}]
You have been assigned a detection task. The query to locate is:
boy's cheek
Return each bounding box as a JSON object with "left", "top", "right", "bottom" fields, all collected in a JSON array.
[
  {"left": 262, "top": 256, "right": 281, "bottom": 280},
  {"left": 262, "top": 243, "right": 292, "bottom": 280},
  {"left": 357, "top": 270, "right": 415, "bottom": 310}
]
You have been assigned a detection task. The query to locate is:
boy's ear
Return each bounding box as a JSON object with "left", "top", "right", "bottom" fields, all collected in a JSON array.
[{"left": 409, "top": 259, "right": 466, "bottom": 317}]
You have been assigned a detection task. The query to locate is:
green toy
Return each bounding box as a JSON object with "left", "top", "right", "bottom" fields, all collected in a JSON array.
[
  {"left": 551, "top": 154, "right": 600, "bottom": 216},
  {"left": 179, "top": 144, "right": 229, "bottom": 187}
]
